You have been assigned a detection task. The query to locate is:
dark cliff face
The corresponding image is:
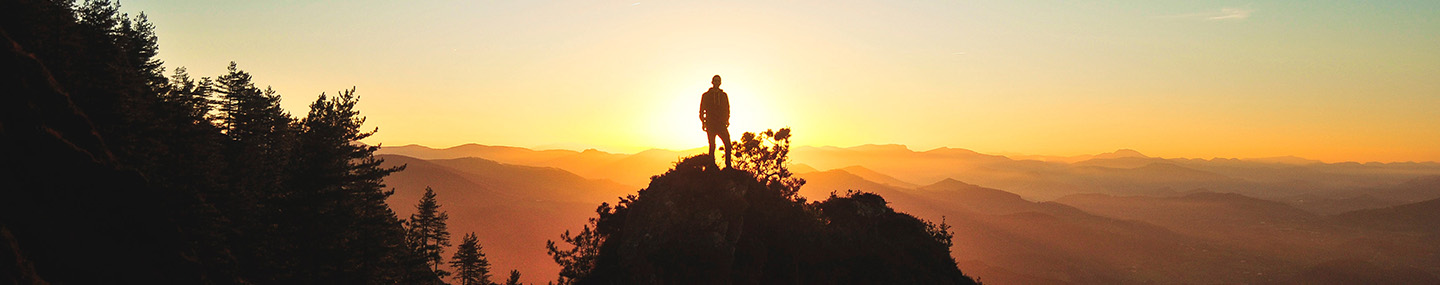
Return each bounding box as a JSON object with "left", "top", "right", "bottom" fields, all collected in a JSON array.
[
  {"left": 580, "top": 155, "right": 978, "bottom": 284},
  {"left": 1, "top": 31, "right": 199, "bottom": 284}
]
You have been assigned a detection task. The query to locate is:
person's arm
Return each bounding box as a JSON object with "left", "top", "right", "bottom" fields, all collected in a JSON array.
[
  {"left": 699, "top": 94, "right": 708, "bottom": 131},
  {"left": 721, "top": 92, "right": 730, "bottom": 127}
]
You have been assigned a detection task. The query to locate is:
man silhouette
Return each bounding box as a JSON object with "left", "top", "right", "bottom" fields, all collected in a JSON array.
[{"left": 700, "top": 75, "right": 731, "bottom": 168}]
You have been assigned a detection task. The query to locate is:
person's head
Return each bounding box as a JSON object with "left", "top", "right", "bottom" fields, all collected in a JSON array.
[{"left": 711, "top": 75, "right": 722, "bottom": 87}]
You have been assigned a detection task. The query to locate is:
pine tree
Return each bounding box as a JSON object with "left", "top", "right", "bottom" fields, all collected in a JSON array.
[
  {"left": 217, "top": 63, "right": 292, "bottom": 151},
  {"left": 407, "top": 187, "right": 452, "bottom": 280},
  {"left": 546, "top": 201, "right": 627, "bottom": 285},
  {"left": 160, "top": 67, "right": 215, "bottom": 125},
  {"left": 214, "top": 62, "right": 294, "bottom": 282},
  {"left": 217, "top": 62, "right": 293, "bottom": 198},
  {"left": 451, "top": 233, "right": 493, "bottom": 285},
  {"left": 72, "top": 0, "right": 141, "bottom": 137},
  {"left": 504, "top": 270, "right": 522, "bottom": 285},
  {"left": 152, "top": 66, "right": 240, "bottom": 282},
  {"left": 287, "top": 88, "right": 418, "bottom": 283},
  {"left": 117, "top": 12, "right": 166, "bottom": 93},
  {"left": 546, "top": 224, "right": 600, "bottom": 285}
]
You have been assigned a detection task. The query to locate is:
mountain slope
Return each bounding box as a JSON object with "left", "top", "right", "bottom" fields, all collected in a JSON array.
[
  {"left": 1331, "top": 197, "right": 1440, "bottom": 233},
  {"left": 1053, "top": 191, "right": 1389, "bottom": 272},
  {"left": 799, "top": 170, "right": 1269, "bottom": 284},
  {"left": 1, "top": 32, "right": 198, "bottom": 283},
  {"left": 379, "top": 155, "right": 515, "bottom": 208},
  {"left": 838, "top": 165, "right": 920, "bottom": 188},
  {"left": 378, "top": 154, "right": 635, "bottom": 284},
  {"left": 424, "top": 156, "right": 633, "bottom": 203},
  {"left": 791, "top": 144, "right": 1440, "bottom": 201},
  {"left": 379, "top": 144, "right": 687, "bottom": 187},
  {"left": 915, "top": 178, "right": 1038, "bottom": 215}
]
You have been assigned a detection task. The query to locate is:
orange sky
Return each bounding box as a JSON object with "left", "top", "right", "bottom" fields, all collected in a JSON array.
[{"left": 126, "top": 0, "right": 1440, "bottom": 162}]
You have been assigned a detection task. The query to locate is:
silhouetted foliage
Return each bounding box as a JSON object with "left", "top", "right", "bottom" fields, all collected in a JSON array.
[
  {"left": 452, "top": 233, "right": 494, "bottom": 285},
  {"left": 0, "top": 1, "right": 435, "bottom": 283},
  {"left": 546, "top": 222, "right": 598, "bottom": 285},
  {"left": 929, "top": 216, "right": 956, "bottom": 248},
  {"left": 505, "top": 270, "right": 523, "bottom": 285},
  {"left": 546, "top": 199, "right": 629, "bottom": 285},
  {"left": 730, "top": 128, "right": 806, "bottom": 199},
  {"left": 544, "top": 198, "right": 624, "bottom": 283},
  {"left": 408, "top": 187, "right": 453, "bottom": 280}
]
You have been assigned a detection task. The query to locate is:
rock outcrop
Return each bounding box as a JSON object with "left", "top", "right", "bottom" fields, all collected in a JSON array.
[{"left": 580, "top": 155, "right": 978, "bottom": 284}]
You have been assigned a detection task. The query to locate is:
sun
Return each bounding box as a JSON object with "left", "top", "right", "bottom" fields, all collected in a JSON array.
[{"left": 619, "top": 70, "right": 789, "bottom": 152}]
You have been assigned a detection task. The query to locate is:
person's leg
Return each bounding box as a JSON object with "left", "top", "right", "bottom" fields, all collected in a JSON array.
[
  {"left": 719, "top": 129, "right": 732, "bottom": 168},
  {"left": 707, "top": 131, "right": 718, "bottom": 165}
]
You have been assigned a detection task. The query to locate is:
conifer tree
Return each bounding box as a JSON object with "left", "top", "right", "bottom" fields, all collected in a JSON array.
[
  {"left": 72, "top": 0, "right": 136, "bottom": 132},
  {"left": 153, "top": 66, "right": 240, "bottom": 282},
  {"left": 451, "top": 233, "right": 493, "bottom": 285},
  {"left": 288, "top": 88, "right": 418, "bottom": 283},
  {"left": 214, "top": 63, "right": 294, "bottom": 282},
  {"left": 160, "top": 68, "right": 215, "bottom": 124},
  {"left": 407, "top": 186, "right": 452, "bottom": 279},
  {"left": 217, "top": 62, "right": 293, "bottom": 198},
  {"left": 546, "top": 200, "right": 628, "bottom": 285},
  {"left": 217, "top": 63, "right": 292, "bottom": 151},
  {"left": 504, "top": 270, "right": 522, "bottom": 285},
  {"left": 117, "top": 12, "right": 166, "bottom": 93}
]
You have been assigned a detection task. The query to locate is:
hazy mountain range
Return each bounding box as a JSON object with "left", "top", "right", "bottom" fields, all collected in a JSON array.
[
  {"left": 378, "top": 144, "right": 1440, "bottom": 284},
  {"left": 381, "top": 144, "right": 1440, "bottom": 206}
]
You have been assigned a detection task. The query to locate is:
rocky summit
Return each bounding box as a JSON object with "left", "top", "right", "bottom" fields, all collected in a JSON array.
[{"left": 578, "top": 155, "right": 978, "bottom": 284}]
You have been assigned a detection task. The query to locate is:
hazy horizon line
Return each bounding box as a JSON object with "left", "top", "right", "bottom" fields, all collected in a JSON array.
[{"left": 379, "top": 142, "right": 1440, "bottom": 165}]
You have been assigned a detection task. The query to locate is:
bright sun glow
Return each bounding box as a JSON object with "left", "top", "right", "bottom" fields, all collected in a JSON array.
[{"left": 633, "top": 69, "right": 788, "bottom": 152}]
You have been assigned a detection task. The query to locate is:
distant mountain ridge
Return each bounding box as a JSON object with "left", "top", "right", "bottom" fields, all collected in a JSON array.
[
  {"left": 381, "top": 144, "right": 691, "bottom": 187},
  {"left": 378, "top": 143, "right": 1440, "bottom": 284},
  {"left": 383, "top": 143, "right": 1440, "bottom": 210},
  {"left": 1331, "top": 197, "right": 1440, "bottom": 233},
  {"left": 798, "top": 169, "right": 1264, "bottom": 284},
  {"left": 800, "top": 168, "right": 1440, "bottom": 284}
]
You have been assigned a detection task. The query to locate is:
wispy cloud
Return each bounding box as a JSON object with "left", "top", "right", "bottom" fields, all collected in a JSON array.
[
  {"left": 1208, "top": 7, "right": 1253, "bottom": 20},
  {"left": 1161, "top": 7, "right": 1255, "bottom": 21}
]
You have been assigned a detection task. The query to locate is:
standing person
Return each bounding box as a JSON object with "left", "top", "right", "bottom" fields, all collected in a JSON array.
[{"left": 699, "top": 75, "right": 731, "bottom": 169}]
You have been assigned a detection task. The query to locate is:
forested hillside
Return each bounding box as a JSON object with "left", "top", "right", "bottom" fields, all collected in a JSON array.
[{"left": 2, "top": 0, "right": 439, "bottom": 283}]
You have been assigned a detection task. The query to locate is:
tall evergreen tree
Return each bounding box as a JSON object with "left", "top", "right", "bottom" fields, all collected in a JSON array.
[
  {"left": 407, "top": 186, "right": 452, "bottom": 280},
  {"left": 214, "top": 62, "right": 294, "bottom": 282},
  {"left": 217, "top": 63, "right": 292, "bottom": 151},
  {"left": 152, "top": 66, "right": 241, "bottom": 282},
  {"left": 160, "top": 67, "right": 215, "bottom": 124},
  {"left": 117, "top": 12, "right": 166, "bottom": 92},
  {"left": 287, "top": 88, "right": 421, "bottom": 283},
  {"left": 217, "top": 62, "right": 293, "bottom": 198},
  {"left": 504, "top": 270, "right": 522, "bottom": 285},
  {"left": 451, "top": 233, "right": 494, "bottom": 285}
]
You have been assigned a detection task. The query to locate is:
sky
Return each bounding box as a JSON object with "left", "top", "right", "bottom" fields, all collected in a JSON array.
[{"left": 123, "top": 0, "right": 1439, "bottom": 162}]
